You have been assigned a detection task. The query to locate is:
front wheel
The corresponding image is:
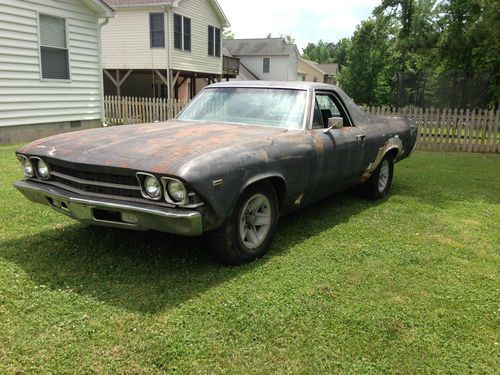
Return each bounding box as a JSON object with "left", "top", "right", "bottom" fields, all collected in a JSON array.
[
  {"left": 358, "top": 153, "right": 394, "bottom": 200},
  {"left": 210, "top": 182, "right": 278, "bottom": 265}
]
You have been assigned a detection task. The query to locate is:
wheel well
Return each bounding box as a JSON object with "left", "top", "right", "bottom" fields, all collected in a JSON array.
[
  {"left": 243, "top": 177, "right": 286, "bottom": 208},
  {"left": 386, "top": 147, "right": 399, "bottom": 161}
]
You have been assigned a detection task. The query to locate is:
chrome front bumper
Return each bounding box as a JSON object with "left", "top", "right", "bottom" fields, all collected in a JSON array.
[{"left": 14, "top": 180, "right": 203, "bottom": 236}]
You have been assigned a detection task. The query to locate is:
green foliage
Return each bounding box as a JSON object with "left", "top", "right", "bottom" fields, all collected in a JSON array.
[
  {"left": 223, "top": 28, "right": 235, "bottom": 40},
  {"left": 338, "top": 16, "right": 399, "bottom": 105},
  {"left": 280, "top": 34, "right": 296, "bottom": 44},
  {"left": 331, "top": 0, "right": 499, "bottom": 108},
  {"left": 302, "top": 40, "right": 334, "bottom": 64},
  {"left": 1, "top": 143, "right": 499, "bottom": 373}
]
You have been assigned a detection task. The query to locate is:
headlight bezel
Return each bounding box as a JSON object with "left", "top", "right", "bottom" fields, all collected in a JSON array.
[
  {"left": 31, "top": 157, "right": 50, "bottom": 180},
  {"left": 17, "top": 154, "right": 34, "bottom": 178},
  {"left": 136, "top": 172, "right": 162, "bottom": 201},
  {"left": 164, "top": 178, "right": 187, "bottom": 204}
]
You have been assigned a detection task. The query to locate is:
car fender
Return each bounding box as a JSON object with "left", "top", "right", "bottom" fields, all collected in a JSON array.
[{"left": 361, "top": 136, "right": 402, "bottom": 181}]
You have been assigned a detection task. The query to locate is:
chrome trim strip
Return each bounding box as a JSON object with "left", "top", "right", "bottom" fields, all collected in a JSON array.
[
  {"left": 51, "top": 171, "right": 140, "bottom": 191},
  {"left": 29, "top": 179, "right": 204, "bottom": 209},
  {"left": 32, "top": 179, "right": 174, "bottom": 207},
  {"left": 14, "top": 180, "right": 203, "bottom": 236}
]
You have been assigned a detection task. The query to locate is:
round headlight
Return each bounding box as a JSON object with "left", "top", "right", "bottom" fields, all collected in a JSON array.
[
  {"left": 37, "top": 159, "right": 49, "bottom": 179},
  {"left": 21, "top": 158, "right": 34, "bottom": 177},
  {"left": 167, "top": 180, "right": 186, "bottom": 202},
  {"left": 144, "top": 176, "right": 161, "bottom": 199}
]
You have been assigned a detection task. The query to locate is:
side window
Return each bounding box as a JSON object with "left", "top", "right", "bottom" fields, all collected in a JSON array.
[
  {"left": 312, "top": 99, "right": 322, "bottom": 129},
  {"left": 314, "top": 93, "right": 351, "bottom": 128}
]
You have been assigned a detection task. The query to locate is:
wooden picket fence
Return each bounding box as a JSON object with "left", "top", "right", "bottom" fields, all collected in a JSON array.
[
  {"left": 104, "top": 96, "right": 499, "bottom": 154},
  {"left": 364, "top": 106, "right": 500, "bottom": 153},
  {"left": 104, "top": 96, "right": 188, "bottom": 125}
]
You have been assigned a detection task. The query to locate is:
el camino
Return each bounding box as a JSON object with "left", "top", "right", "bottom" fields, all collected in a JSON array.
[{"left": 15, "top": 82, "right": 417, "bottom": 265}]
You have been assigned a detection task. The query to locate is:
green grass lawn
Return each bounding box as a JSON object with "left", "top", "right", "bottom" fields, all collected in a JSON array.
[{"left": 0, "top": 144, "right": 498, "bottom": 374}]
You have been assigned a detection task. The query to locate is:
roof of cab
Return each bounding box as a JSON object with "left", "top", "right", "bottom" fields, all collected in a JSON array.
[{"left": 208, "top": 80, "right": 340, "bottom": 91}]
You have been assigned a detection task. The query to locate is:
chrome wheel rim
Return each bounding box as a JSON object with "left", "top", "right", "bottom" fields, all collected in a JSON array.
[
  {"left": 239, "top": 193, "right": 272, "bottom": 250},
  {"left": 378, "top": 160, "right": 390, "bottom": 192}
]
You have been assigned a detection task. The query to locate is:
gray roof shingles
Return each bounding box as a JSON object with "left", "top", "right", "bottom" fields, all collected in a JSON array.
[{"left": 224, "top": 38, "right": 293, "bottom": 56}]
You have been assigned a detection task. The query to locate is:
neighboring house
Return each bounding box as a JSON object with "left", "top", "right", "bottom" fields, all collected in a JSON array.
[
  {"left": 316, "top": 63, "right": 339, "bottom": 85},
  {"left": 0, "top": 0, "right": 114, "bottom": 144},
  {"left": 222, "top": 48, "right": 258, "bottom": 81},
  {"left": 298, "top": 58, "right": 327, "bottom": 83},
  {"left": 224, "top": 38, "right": 300, "bottom": 81},
  {"left": 298, "top": 58, "right": 338, "bottom": 85},
  {"left": 101, "top": 0, "right": 232, "bottom": 101}
]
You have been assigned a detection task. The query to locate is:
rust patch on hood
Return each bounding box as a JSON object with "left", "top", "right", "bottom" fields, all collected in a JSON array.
[{"left": 18, "top": 120, "right": 288, "bottom": 175}]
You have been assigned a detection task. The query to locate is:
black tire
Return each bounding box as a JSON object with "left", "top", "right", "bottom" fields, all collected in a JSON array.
[
  {"left": 358, "top": 153, "right": 394, "bottom": 200},
  {"left": 210, "top": 182, "right": 278, "bottom": 265}
]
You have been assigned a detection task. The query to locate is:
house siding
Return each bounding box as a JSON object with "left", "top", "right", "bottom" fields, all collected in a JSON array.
[
  {"left": 101, "top": 8, "right": 169, "bottom": 69},
  {"left": 101, "top": 0, "right": 224, "bottom": 75},
  {"left": 236, "top": 55, "right": 289, "bottom": 81},
  {"left": 298, "top": 59, "right": 325, "bottom": 82},
  {"left": 169, "top": 0, "right": 223, "bottom": 74},
  {"left": 0, "top": 0, "right": 104, "bottom": 128}
]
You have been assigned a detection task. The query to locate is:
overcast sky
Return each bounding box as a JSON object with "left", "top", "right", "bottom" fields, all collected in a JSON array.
[{"left": 217, "top": 0, "right": 380, "bottom": 52}]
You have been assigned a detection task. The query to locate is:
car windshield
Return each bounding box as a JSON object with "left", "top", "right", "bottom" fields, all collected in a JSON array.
[{"left": 177, "top": 87, "right": 307, "bottom": 129}]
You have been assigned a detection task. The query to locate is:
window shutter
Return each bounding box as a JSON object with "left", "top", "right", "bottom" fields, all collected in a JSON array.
[
  {"left": 215, "top": 28, "right": 221, "bottom": 57},
  {"left": 183, "top": 17, "right": 191, "bottom": 51},
  {"left": 174, "top": 14, "right": 182, "bottom": 49},
  {"left": 208, "top": 26, "right": 214, "bottom": 56}
]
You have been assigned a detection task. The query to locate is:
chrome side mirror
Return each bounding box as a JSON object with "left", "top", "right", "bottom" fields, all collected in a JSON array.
[{"left": 323, "top": 117, "right": 344, "bottom": 133}]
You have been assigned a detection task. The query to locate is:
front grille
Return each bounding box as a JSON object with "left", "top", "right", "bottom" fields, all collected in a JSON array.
[
  {"left": 51, "top": 164, "right": 137, "bottom": 186},
  {"left": 47, "top": 162, "right": 143, "bottom": 200},
  {"left": 51, "top": 175, "right": 142, "bottom": 199}
]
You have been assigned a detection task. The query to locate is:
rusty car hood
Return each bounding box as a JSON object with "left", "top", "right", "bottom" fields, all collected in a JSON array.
[{"left": 18, "top": 120, "right": 289, "bottom": 173}]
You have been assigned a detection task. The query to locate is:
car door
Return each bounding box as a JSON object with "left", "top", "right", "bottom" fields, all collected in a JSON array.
[{"left": 308, "top": 91, "right": 365, "bottom": 193}]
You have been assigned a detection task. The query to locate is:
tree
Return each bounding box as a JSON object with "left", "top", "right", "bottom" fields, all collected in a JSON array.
[
  {"left": 223, "top": 28, "right": 235, "bottom": 40},
  {"left": 331, "top": 38, "right": 351, "bottom": 69},
  {"left": 280, "top": 34, "right": 296, "bottom": 44},
  {"left": 339, "top": 16, "right": 399, "bottom": 105},
  {"left": 302, "top": 40, "right": 334, "bottom": 63}
]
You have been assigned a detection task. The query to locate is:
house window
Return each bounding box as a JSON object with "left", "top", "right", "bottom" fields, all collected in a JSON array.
[
  {"left": 313, "top": 76, "right": 318, "bottom": 82},
  {"left": 208, "top": 25, "right": 221, "bottom": 57},
  {"left": 263, "top": 57, "right": 270, "bottom": 73},
  {"left": 39, "top": 14, "right": 69, "bottom": 80},
  {"left": 174, "top": 14, "right": 191, "bottom": 51},
  {"left": 149, "top": 13, "right": 165, "bottom": 48}
]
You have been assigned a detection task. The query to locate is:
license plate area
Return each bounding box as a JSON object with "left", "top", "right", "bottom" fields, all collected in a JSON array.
[{"left": 93, "top": 209, "right": 122, "bottom": 223}]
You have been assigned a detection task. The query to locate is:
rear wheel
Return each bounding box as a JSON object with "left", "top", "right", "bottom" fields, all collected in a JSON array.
[
  {"left": 358, "top": 153, "right": 394, "bottom": 200},
  {"left": 210, "top": 182, "right": 278, "bottom": 265}
]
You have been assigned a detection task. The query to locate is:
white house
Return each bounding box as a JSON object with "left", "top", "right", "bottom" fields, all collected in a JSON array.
[
  {"left": 0, "top": 0, "right": 114, "bottom": 144},
  {"left": 223, "top": 38, "right": 300, "bottom": 81},
  {"left": 101, "top": 0, "right": 233, "bottom": 101}
]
